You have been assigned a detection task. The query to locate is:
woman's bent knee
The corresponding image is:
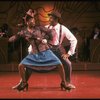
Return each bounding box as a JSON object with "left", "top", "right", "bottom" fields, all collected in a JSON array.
[{"left": 18, "top": 64, "right": 24, "bottom": 69}]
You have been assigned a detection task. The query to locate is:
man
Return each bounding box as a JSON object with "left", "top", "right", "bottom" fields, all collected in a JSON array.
[
  {"left": 46, "top": 11, "right": 77, "bottom": 89},
  {"left": 28, "top": 10, "right": 77, "bottom": 89}
]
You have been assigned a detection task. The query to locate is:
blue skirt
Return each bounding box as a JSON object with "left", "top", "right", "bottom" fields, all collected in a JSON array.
[{"left": 20, "top": 49, "right": 62, "bottom": 71}]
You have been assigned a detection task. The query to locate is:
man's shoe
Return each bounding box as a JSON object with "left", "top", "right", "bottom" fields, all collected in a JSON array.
[{"left": 67, "top": 83, "right": 76, "bottom": 89}]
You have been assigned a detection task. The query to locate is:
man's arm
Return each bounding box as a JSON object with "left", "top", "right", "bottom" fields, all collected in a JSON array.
[{"left": 62, "top": 26, "right": 77, "bottom": 57}]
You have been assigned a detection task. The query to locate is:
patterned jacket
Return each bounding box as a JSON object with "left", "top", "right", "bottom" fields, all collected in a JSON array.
[{"left": 16, "top": 25, "right": 53, "bottom": 54}]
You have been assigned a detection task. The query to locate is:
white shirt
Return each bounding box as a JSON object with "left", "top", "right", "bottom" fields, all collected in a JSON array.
[{"left": 28, "top": 23, "right": 77, "bottom": 56}]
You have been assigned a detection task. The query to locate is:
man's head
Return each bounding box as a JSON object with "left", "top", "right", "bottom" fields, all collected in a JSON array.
[{"left": 48, "top": 11, "right": 61, "bottom": 26}]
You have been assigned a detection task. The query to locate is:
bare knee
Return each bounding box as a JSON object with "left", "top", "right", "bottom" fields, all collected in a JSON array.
[{"left": 18, "top": 64, "right": 24, "bottom": 70}]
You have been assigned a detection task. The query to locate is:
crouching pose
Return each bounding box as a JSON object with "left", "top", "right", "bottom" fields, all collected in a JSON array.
[{"left": 9, "top": 13, "right": 70, "bottom": 92}]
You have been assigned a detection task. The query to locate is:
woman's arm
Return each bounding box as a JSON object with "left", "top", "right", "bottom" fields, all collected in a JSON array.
[
  {"left": 8, "top": 30, "right": 24, "bottom": 42},
  {"left": 8, "top": 35, "right": 18, "bottom": 42}
]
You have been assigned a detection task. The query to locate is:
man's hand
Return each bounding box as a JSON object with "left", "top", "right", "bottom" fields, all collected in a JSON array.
[{"left": 61, "top": 53, "right": 70, "bottom": 60}]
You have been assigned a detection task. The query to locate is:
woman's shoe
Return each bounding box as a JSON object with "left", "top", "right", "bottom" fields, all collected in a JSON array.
[
  {"left": 17, "top": 82, "right": 28, "bottom": 92},
  {"left": 60, "top": 81, "right": 71, "bottom": 91},
  {"left": 12, "top": 81, "right": 22, "bottom": 90}
]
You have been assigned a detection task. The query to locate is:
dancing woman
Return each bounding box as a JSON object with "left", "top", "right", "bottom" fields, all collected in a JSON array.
[{"left": 9, "top": 14, "right": 70, "bottom": 92}]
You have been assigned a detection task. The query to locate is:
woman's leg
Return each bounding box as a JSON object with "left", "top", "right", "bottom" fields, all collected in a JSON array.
[
  {"left": 18, "top": 64, "right": 26, "bottom": 83},
  {"left": 12, "top": 64, "right": 28, "bottom": 91}
]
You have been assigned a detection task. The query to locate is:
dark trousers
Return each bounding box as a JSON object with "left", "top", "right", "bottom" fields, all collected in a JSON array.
[{"left": 51, "top": 48, "right": 72, "bottom": 83}]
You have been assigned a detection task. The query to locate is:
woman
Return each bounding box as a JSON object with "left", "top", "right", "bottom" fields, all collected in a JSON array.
[{"left": 9, "top": 14, "right": 70, "bottom": 92}]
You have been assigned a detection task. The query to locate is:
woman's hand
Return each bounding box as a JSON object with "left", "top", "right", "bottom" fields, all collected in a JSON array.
[{"left": 9, "top": 35, "right": 17, "bottom": 42}]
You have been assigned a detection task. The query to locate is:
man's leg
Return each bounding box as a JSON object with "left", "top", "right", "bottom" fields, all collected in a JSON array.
[
  {"left": 56, "top": 53, "right": 71, "bottom": 83},
  {"left": 52, "top": 49, "right": 75, "bottom": 89},
  {"left": 25, "top": 67, "right": 33, "bottom": 81},
  {"left": 56, "top": 64, "right": 72, "bottom": 91},
  {"left": 60, "top": 58, "right": 72, "bottom": 83}
]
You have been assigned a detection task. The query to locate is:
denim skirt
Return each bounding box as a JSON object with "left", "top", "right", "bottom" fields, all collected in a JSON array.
[{"left": 20, "top": 49, "right": 62, "bottom": 71}]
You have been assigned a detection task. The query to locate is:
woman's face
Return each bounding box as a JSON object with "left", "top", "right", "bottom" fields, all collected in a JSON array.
[{"left": 27, "top": 18, "right": 35, "bottom": 28}]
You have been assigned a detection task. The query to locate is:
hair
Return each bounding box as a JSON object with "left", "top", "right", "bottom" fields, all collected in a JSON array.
[{"left": 50, "top": 15, "right": 61, "bottom": 24}]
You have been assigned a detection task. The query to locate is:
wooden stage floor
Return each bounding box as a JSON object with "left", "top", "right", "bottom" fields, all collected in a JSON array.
[{"left": 0, "top": 70, "right": 100, "bottom": 99}]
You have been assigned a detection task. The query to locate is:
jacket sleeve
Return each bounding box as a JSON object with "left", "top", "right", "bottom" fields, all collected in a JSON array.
[{"left": 8, "top": 32, "right": 21, "bottom": 42}]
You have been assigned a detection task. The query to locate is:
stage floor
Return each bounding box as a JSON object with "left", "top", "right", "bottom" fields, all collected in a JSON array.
[{"left": 0, "top": 71, "right": 100, "bottom": 99}]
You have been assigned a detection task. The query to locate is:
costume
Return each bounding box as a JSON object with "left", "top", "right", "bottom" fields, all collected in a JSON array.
[
  {"left": 45, "top": 23, "right": 77, "bottom": 83},
  {"left": 17, "top": 26, "right": 62, "bottom": 71}
]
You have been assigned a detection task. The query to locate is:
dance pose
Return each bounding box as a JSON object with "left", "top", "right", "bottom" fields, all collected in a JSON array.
[{"left": 9, "top": 13, "right": 71, "bottom": 92}]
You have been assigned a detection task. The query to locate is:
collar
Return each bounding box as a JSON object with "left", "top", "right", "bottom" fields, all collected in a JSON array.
[{"left": 52, "top": 23, "right": 60, "bottom": 30}]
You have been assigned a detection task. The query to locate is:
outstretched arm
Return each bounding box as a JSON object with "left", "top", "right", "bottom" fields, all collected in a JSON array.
[
  {"left": 8, "top": 30, "right": 24, "bottom": 42},
  {"left": 8, "top": 35, "right": 18, "bottom": 42}
]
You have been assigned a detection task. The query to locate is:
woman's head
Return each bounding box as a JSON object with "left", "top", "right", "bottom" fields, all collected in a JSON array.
[
  {"left": 25, "top": 15, "right": 35, "bottom": 28},
  {"left": 23, "top": 9, "right": 37, "bottom": 27}
]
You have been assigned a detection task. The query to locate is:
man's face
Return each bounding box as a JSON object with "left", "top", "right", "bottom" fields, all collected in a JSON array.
[{"left": 49, "top": 16, "right": 55, "bottom": 25}]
